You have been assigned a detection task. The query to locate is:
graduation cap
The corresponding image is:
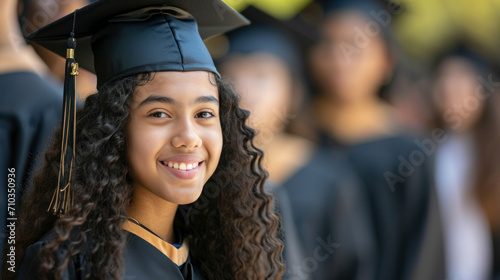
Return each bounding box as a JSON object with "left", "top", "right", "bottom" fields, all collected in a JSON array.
[
  {"left": 319, "top": 0, "right": 398, "bottom": 46},
  {"left": 26, "top": 0, "right": 248, "bottom": 216}
]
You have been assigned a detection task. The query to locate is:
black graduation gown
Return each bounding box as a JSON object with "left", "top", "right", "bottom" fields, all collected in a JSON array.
[
  {"left": 15, "top": 221, "right": 203, "bottom": 279},
  {"left": 282, "top": 147, "right": 377, "bottom": 280},
  {"left": 269, "top": 184, "right": 309, "bottom": 280},
  {"left": 0, "top": 71, "right": 62, "bottom": 268},
  {"left": 320, "top": 134, "right": 445, "bottom": 280},
  {"left": 494, "top": 231, "right": 500, "bottom": 279},
  {"left": 0, "top": 72, "right": 62, "bottom": 198}
]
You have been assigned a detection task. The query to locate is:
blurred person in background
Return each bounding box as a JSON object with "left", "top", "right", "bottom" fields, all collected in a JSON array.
[
  {"left": 306, "top": 1, "right": 444, "bottom": 279},
  {"left": 431, "top": 47, "right": 500, "bottom": 280},
  {"left": 218, "top": 23, "right": 376, "bottom": 280},
  {"left": 21, "top": 0, "right": 97, "bottom": 98},
  {"left": 0, "top": 0, "right": 61, "bottom": 269}
]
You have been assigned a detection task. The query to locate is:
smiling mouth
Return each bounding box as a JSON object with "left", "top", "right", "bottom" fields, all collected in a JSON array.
[{"left": 160, "top": 161, "right": 204, "bottom": 171}]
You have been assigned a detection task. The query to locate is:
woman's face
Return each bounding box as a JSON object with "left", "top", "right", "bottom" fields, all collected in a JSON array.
[
  {"left": 127, "top": 71, "right": 223, "bottom": 205},
  {"left": 309, "top": 10, "right": 392, "bottom": 103},
  {"left": 220, "top": 53, "right": 292, "bottom": 144},
  {"left": 433, "top": 57, "right": 485, "bottom": 131}
]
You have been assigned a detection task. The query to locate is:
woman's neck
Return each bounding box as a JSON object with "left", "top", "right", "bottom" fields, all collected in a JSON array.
[
  {"left": 127, "top": 186, "right": 178, "bottom": 243},
  {"left": 0, "top": 0, "right": 21, "bottom": 48},
  {"left": 0, "top": 0, "right": 49, "bottom": 75},
  {"left": 314, "top": 94, "right": 395, "bottom": 144},
  {"left": 260, "top": 132, "right": 314, "bottom": 185}
]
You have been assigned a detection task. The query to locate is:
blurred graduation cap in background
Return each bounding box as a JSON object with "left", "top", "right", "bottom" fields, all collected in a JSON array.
[{"left": 224, "top": 0, "right": 313, "bottom": 20}]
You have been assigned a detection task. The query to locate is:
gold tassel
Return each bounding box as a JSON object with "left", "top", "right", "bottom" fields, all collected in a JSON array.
[{"left": 48, "top": 14, "right": 78, "bottom": 216}]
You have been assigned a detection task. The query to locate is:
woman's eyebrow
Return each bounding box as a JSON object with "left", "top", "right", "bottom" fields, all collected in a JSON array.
[
  {"left": 137, "top": 94, "right": 219, "bottom": 108},
  {"left": 138, "top": 95, "right": 177, "bottom": 108},
  {"left": 195, "top": 95, "right": 219, "bottom": 105}
]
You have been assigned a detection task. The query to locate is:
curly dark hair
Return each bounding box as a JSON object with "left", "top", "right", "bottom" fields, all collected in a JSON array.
[{"left": 7, "top": 73, "right": 285, "bottom": 279}]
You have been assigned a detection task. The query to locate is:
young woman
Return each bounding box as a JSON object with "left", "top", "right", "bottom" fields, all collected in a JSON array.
[
  {"left": 218, "top": 23, "right": 374, "bottom": 280},
  {"left": 5, "top": 0, "right": 284, "bottom": 279},
  {"left": 307, "top": 1, "right": 444, "bottom": 279},
  {"left": 431, "top": 48, "right": 500, "bottom": 280}
]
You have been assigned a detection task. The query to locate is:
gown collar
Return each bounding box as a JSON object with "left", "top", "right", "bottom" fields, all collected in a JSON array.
[{"left": 122, "top": 220, "right": 189, "bottom": 266}]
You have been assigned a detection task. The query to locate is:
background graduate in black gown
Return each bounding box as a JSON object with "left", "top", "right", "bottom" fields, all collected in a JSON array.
[
  {"left": 217, "top": 23, "right": 310, "bottom": 279},
  {"left": 0, "top": 0, "right": 62, "bottom": 270},
  {"left": 5, "top": 1, "right": 285, "bottom": 279},
  {"left": 306, "top": 1, "right": 445, "bottom": 279},
  {"left": 217, "top": 22, "right": 377, "bottom": 280},
  {"left": 21, "top": 0, "right": 98, "bottom": 98}
]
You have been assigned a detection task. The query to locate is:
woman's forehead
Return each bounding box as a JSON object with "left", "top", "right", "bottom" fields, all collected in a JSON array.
[{"left": 132, "top": 71, "right": 219, "bottom": 105}]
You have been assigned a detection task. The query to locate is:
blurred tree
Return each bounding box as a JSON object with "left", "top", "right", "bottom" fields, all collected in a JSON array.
[{"left": 394, "top": 0, "right": 500, "bottom": 63}]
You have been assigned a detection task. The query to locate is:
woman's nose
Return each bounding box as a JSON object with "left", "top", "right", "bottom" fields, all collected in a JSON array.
[{"left": 171, "top": 118, "right": 202, "bottom": 150}]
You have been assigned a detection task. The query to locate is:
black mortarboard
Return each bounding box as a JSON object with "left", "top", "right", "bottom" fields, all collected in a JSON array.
[
  {"left": 221, "top": 24, "right": 302, "bottom": 76},
  {"left": 27, "top": 0, "right": 249, "bottom": 88},
  {"left": 320, "top": 0, "right": 396, "bottom": 48},
  {"left": 26, "top": 0, "right": 248, "bottom": 216}
]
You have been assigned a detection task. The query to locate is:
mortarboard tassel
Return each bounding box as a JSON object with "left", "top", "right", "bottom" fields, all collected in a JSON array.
[{"left": 48, "top": 11, "right": 79, "bottom": 216}]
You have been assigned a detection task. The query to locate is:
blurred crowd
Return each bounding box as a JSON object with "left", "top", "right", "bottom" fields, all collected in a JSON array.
[{"left": 2, "top": 0, "right": 500, "bottom": 279}]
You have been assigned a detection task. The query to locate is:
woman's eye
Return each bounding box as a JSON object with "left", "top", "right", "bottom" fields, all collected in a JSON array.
[
  {"left": 149, "top": 111, "right": 169, "bottom": 118},
  {"left": 195, "top": 111, "right": 215, "bottom": 119}
]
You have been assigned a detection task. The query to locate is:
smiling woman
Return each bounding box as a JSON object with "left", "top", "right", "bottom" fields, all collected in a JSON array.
[
  {"left": 6, "top": 1, "right": 284, "bottom": 280},
  {"left": 127, "top": 72, "right": 223, "bottom": 207}
]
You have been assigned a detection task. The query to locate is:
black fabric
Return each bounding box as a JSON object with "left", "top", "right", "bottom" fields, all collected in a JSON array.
[
  {"left": 25, "top": 0, "right": 249, "bottom": 89},
  {"left": 492, "top": 229, "right": 500, "bottom": 279},
  {"left": 0, "top": 72, "right": 62, "bottom": 268},
  {"left": 15, "top": 230, "right": 86, "bottom": 280},
  {"left": 221, "top": 24, "right": 301, "bottom": 73},
  {"left": 0, "top": 72, "right": 61, "bottom": 199},
  {"left": 25, "top": 0, "right": 248, "bottom": 42},
  {"left": 319, "top": 133, "right": 446, "bottom": 280},
  {"left": 90, "top": 12, "right": 218, "bottom": 88},
  {"left": 269, "top": 185, "right": 309, "bottom": 280},
  {"left": 15, "top": 229, "right": 202, "bottom": 279},
  {"left": 123, "top": 233, "right": 199, "bottom": 280},
  {"left": 282, "top": 147, "right": 376, "bottom": 280}
]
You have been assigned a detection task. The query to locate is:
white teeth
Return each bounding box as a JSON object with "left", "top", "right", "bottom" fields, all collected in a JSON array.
[{"left": 165, "top": 161, "right": 201, "bottom": 170}]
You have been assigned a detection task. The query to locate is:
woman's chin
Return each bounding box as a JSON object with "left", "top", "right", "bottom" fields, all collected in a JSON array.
[{"left": 165, "top": 189, "right": 204, "bottom": 206}]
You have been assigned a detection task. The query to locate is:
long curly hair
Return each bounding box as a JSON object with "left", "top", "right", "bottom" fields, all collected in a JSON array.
[{"left": 8, "top": 73, "right": 285, "bottom": 279}]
